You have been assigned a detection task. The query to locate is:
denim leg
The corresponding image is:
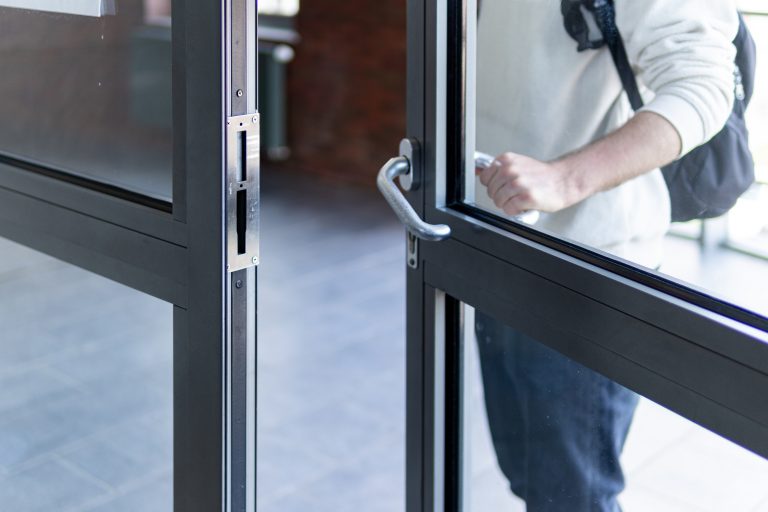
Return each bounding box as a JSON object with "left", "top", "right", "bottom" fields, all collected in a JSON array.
[
  {"left": 475, "top": 311, "right": 528, "bottom": 498},
  {"left": 475, "top": 311, "right": 639, "bottom": 512}
]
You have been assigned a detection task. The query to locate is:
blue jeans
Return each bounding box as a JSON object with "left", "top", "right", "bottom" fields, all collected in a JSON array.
[{"left": 475, "top": 311, "right": 639, "bottom": 512}]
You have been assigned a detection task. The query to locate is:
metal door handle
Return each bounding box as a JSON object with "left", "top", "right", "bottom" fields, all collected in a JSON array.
[{"left": 377, "top": 153, "right": 451, "bottom": 242}]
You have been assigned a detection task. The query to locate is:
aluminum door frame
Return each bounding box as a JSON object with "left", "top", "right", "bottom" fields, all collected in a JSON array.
[
  {"left": 0, "top": 1, "right": 258, "bottom": 511},
  {"left": 404, "top": 0, "right": 768, "bottom": 510}
]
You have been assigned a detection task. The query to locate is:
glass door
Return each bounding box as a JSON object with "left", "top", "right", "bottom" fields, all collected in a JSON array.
[
  {"left": 0, "top": 1, "right": 258, "bottom": 511},
  {"left": 384, "top": 0, "right": 768, "bottom": 510}
]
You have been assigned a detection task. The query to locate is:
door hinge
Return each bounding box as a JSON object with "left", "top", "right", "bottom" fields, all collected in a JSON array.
[{"left": 226, "top": 113, "right": 260, "bottom": 272}]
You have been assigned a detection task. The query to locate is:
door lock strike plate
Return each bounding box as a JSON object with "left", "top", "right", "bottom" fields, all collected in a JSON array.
[{"left": 226, "top": 113, "right": 260, "bottom": 272}]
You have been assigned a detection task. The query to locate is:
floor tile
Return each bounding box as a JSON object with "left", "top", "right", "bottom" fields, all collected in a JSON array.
[
  {"left": 627, "top": 423, "right": 768, "bottom": 511},
  {"left": 82, "top": 473, "right": 172, "bottom": 512},
  {"left": 0, "top": 459, "right": 108, "bottom": 512}
]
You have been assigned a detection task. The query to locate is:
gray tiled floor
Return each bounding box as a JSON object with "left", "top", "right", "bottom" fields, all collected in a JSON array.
[
  {"left": 256, "top": 172, "right": 406, "bottom": 512},
  {"left": 0, "top": 240, "right": 173, "bottom": 511},
  {"left": 1, "top": 170, "right": 767, "bottom": 511}
]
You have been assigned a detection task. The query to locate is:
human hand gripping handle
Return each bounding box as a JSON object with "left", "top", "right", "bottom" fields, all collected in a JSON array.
[
  {"left": 475, "top": 112, "right": 683, "bottom": 222},
  {"left": 475, "top": 151, "right": 540, "bottom": 225}
]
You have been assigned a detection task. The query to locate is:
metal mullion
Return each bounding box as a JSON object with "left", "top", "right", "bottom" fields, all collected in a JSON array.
[
  {"left": 405, "top": 0, "right": 428, "bottom": 509},
  {"left": 425, "top": 205, "right": 768, "bottom": 374},
  {"left": 422, "top": 238, "right": 768, "bottom": 459},
  {"left": 431, "top": 203, "right": 768, "bottom": 333},
  {"left": 445, "top": 0, "right": 466, "bottom": 206},
  {"left": 173, "top": 0, "right": 227, "bottom": 510},
  {"left": 0, "top": 161, "right": 184, "bottom": 246},
  {"left": 172, "top": 0, "right": 188, "bottom": 222},
  {"left": 406, "top": 0, "right": 439, "bottom": 510},
  {"left": 0, "top": 184, "right": 186, "bottom": 305},
  {"left": 424, "top": 238, "right": 768, "bottom": 426},
  {"left": 405, "top": 269, "right": 433, "bottom": 512},
  {"left": 0, "top": 156, "right": 171, "bottom": 212},
  {"left": 408, "top": 286, "right": 462, "bottom": 512},
  {"left": 422, "top": 285, "right": 444, "bottom": 512},
  {"left": 443, "top": 295, "right": 464, "bottom": 512},
  {"left": 406, "top": 267, "right": 428, "bottom": 512}
]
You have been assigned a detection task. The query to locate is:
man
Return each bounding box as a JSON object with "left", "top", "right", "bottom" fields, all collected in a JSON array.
[{"left": 473, "top": 1, "right": 739, "bottom": 510}]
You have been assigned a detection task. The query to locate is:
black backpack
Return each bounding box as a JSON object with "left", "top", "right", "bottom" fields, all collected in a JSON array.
[{"left": 561, "top": 0, "right": 757, "bottom": 222}]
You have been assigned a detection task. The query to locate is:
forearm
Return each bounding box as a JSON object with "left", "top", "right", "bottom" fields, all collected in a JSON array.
[
  {"left": 480, "top": 112, "right": 683, "bottom": 215},
  {"left": 553, "top": 111, "right": 682, "bottom": 204}
]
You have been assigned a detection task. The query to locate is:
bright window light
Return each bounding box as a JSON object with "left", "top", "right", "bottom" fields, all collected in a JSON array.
[
  {"left": 258, "top": 0, "right": 299, "bottom": 17},
  {"left": 738, "top": 0, "right": 768, "bottom": 14},
  {"left": 728, "top": 12, "right": 768, "bottom": 255},
  {"left": 0, "top": 0, "right": 115, "bottom": 16}
]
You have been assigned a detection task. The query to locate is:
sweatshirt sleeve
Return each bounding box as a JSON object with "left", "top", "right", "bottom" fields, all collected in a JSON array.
[{"left": 615, "top": 0, "right": 739, "bottom": 157}]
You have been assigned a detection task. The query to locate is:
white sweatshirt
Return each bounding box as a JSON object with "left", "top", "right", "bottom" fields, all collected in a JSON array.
[{"left": 475, "top": 0, "right": 738, "bottom": 267}]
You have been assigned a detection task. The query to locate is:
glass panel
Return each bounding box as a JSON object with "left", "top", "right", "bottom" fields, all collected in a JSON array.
[
  {"left": 460, "top": 304, "right": 768, "bottom": 511},
  {"left": 256, "top": 172, "right": 404, "bottom": 511},
  {"left": 465, "top": 2, "right": 768, "bottom": 319},
  {"left": 0, "top": 1, "right": 173, "bottom": 201},
  {"left": 0, "top": 237, "right": 172, "bottom": 511}
]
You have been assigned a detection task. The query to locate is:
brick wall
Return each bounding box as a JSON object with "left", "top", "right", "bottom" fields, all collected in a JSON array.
[{"left": 283, "top": 0, "right": 406, "bottom": 187}]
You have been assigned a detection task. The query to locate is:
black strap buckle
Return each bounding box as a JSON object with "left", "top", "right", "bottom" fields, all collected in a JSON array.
[{"left": 561, "top": 0, "right": 606, "bottom": 52}]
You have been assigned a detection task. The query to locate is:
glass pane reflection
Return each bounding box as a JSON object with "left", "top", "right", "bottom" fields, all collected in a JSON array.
[
  {"left": 0, "top": 2, "right": 173, "bottom": 201},
  {"left": 468, "top": 4, "right": 768, "bottom": 319},
  {"left": 461, "top": 304, "right": 768, "bottom": 511}
]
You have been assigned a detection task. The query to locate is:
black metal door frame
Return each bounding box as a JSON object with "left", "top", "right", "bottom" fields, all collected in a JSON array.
[
  {"left": 0, "top": 2, "right": 258, "bottom": 511},
  {"left": 404, "top": 0, "right": 768, "bottom": 510}
]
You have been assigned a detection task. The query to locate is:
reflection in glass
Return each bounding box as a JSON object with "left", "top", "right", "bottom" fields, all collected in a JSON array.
[
  {"left": 0, "top": 3, "right": 172, "bottom": 200},
  {"left": 469, "top": 2, "right": 768, "bottom": 318},
  {"left": 0, "top": 238, "right": 172, "bottom": 510},
  {"left": 461, "top": 305, "right": 768, "bottom": 511}
]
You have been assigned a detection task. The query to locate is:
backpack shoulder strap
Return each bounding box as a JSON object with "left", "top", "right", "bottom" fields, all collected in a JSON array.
[{"left": 589, "top": 0, "right": 645, "bottom": 110}]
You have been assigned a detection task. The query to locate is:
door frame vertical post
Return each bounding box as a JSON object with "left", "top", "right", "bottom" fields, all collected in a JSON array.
[
  {"left": 172, "top": 0, "right": 226, "bottom": 509},
  {"left": 173, "top": 0, "right": 258, "bottom": 510},
  {"left": 405, "top": 0, "right": 429, "bottom": 509}
]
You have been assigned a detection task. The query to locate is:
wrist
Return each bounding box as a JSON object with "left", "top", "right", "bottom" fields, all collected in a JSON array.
[{"left": 551, "top": 156, "right": 590, "bottom": 208}]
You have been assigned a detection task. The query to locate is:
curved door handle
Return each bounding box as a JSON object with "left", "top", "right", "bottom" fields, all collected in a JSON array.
[{"left": 377, "top": 155, "right": 451, "bottom": 242}]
